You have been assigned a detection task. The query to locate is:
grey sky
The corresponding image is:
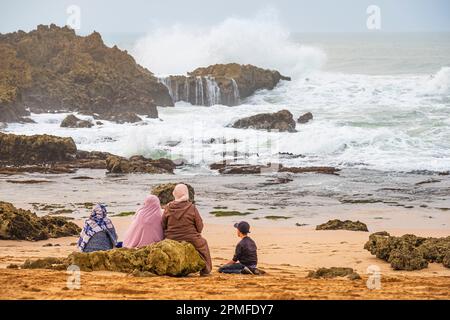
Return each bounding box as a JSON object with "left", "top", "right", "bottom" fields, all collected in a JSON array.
[{"left": 1, "top": 0, "right": 450, "bottom": 34}]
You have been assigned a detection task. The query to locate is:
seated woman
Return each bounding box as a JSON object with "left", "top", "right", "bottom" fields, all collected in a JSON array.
[
  {"left": 77, "top": 204, "right": 117, "bottom": 253},
  {"left": 123, "top": 195, "right": 164, "bottom": 248},
  {"left": 162, "top": 184, "right": 212, "bottom": 276}
]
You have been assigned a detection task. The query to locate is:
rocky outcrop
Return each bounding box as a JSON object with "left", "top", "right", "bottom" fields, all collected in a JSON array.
[
  {"left": 316, "top": 219, "right": 369, "bottom": 232},
  {"left": 231, "top": 110, "right": 297, "bottom": 132},
  {"left": 0, "top": 24, "right": 173, "bottom": 123},
  {"left": 364, "top": 233, "right": 450, "bottom": 270},
  {"left": 151, "top": 183, "right": 195, "bottom": 205},
  {"left": 0, "top": 132, "right": 77, "bottom": 165},
  {"left": 307, "top": 267, "right": 361, "bottom": 280},
  {"left": 298, "top": 112, "right": 313, "bottom": 124},
  {"left": 159, "top": 63, "right": 290, "bottom": 106},
  {"left": 60, "top": 114, "right": 93, "bottom": 128},
  {"left": 0, "top": 201, "right": 80, "bottom": 241},
  {"left": 95, "top": 112, "right": 143, "bottom": 124},
  {"left": 106, "top": 155, "right": 176, "bottom": 174},
  {"left": 210, "top": 162, "right": 340, "bottom": 175},
  {"left": 21, "top": 239, "right": 205, "bottom": 276}
]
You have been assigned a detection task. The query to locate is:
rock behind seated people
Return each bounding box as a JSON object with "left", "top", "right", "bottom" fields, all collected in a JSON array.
[
  {"left": 218, "top": 221, "right": 260, "bottom": 275},
  {"left": 77, "top": 204, "right": 118, "bottom": 253}
]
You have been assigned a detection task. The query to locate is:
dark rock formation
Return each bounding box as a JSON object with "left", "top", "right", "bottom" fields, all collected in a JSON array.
[
  {"left": 60, "top": 114, "right": 93, "bottom": 128},
  {"left": 95, "top": 112, "right": 143, "bottom": 124},
  {"left": 316, "top": 219, "right": 369, "bottom": 232},
  {"left": 364, "top": 233, "right": 450, "bottom": 270},
  {"left": 231, "top": 110, "right": 296, "bottom": 132},
  {"left": 307, "top": 267, "right": 361, "bottom": 280},
  {"left": 298, "top": 112, "right": 313, "bottom": 124},
  {"left": 106, "top": 155, "right": 176, "bottom": 174},
  {"left": 0, "top": 201, "right": 80, "bottom": 241},
  {"left": 159, "top": 63, "right": 290, "bottom": 106},
  {"left": 209, "top": 162, "right": 340, "bottom": 175},
  {"left": 0, "top": 132, "right": 77, "bottom": 165},
  {"left": 21, "top": 239, "right": 205, "bottom": 276},
  {"left": 0, "top": 24, "right": 173, "bottom": 123},
  {"left": 151, "top": 183, "right": 195, "bottom": 206}
]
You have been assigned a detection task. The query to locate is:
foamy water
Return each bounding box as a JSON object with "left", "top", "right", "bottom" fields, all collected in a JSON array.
[{"left": 3, "top": 10, "right": 450, "bottom": 174}]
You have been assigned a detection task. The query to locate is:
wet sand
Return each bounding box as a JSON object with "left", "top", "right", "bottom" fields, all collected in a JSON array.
[{"left": 0, "top": 220, "right": 449, "bottom": 300}]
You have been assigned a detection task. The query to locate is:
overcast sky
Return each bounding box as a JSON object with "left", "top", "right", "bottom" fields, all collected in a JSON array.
[{"left": 1, "top": 0, "right": 450, "bottom": 34}]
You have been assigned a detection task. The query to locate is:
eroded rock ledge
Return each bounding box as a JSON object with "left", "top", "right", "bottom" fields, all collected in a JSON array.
[{"left": 20, "top": 239, "right": 205, "bottom": 277}]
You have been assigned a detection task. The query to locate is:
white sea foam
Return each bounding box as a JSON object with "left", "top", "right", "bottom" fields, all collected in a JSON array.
[
  {"left": 132, "top": 8, "right": 326, "bottom": 77},
  {"left": 423, "top": 67, "right": 450, "bottom": 96}
]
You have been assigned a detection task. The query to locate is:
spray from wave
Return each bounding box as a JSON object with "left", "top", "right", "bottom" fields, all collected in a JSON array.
[
  {"left": 132, "top": 8, "right": 326, "bottom": 78},
  {"left": 424, "top": 67, "right": 450, "bottom": 96}
]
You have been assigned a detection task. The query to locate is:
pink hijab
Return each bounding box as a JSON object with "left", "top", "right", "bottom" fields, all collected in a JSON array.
[
  {"left": 123, "top": 195, "right": 164, "bottom": 248},
  {"left": 173, "top": 184, "right": 189, "bottom": 202}
]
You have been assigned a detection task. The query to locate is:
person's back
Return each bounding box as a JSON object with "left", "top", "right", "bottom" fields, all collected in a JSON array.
[
  {"left": 83, "top": 229, "right": 116, "bottom": 253},
  {"left": 163, "top": 201, "right": 203, "bottom": 242},
  {"left": 234, "top": 236, "right": 258, "bottom": 268}
]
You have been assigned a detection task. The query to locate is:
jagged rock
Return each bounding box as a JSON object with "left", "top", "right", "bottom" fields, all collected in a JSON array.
[
  {"left": 364, "top": 233, "right": 450, "bottom": 270},
  {"left": 60, "top": 114, "right": 93, "bottom": 128},
  {"left": 0, "top": 132, "right": 77, "bottom": 165},
  {"left": 231, "top": 110, "right": 296, "bottom": 132},
  {"left": 316, "top": 219, "right": 369, "bottom": 232},
  {"left": 151, "top": 183, "right": 195, "bottom": 205},
  {"left": 0, "top": 201, "right": 80, "bottom": 241},
  {"left": 298, "top": 112, "right": 313, "bottom": 124},
  {"left": 95, "top": 112, "right": 143, "bottom": 124},
  {"left": 160, "top": 63, "right": 290, "bottom": 106},
  {"left": 0, "top": 24, "right": 173, "bottom": 123},
  {"left": 106, "top": 155, "right": 176, "bottom": 174},
  {"left": 21, "top": 239, "right": 205, "bottom": 276},
  {"left": 307, "top": 267, "right": 361, "bottom": 280}
]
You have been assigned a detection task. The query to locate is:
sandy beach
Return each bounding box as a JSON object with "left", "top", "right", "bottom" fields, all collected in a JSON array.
[{"left": 1, "top": 218, "right": 449, "bottom": 300}]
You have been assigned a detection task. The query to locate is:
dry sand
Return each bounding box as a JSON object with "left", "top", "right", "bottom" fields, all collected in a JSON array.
[{"left": 0, "top": 219, "right": 449, "bottom": 300}]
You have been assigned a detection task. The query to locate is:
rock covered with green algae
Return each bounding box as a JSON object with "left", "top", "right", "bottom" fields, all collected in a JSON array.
[
  {"left": 106, "top": 155, "right": 176, "bottom": 174},
  {"left": 0, "top": 24, "right": 173, "bottom": 123},
  {"left": 0, "top": 132, "right": 77, "bottom": 165},
  {"left": 21, "top": 239, "right": 206, "bottom": 277},
  {"left": 316, "top": 219, "right": 369, "bottom": 232},
  {"left": 307, "top": 267, "right": 361, "bottom": 280},
  {"left": 151, "top": 183, "right": 195, "bottom": 205},
  {"left": 364, "top": 233, "right": 450, "bottom": 270},
  {"left": 0, "top": 201, "right": 81, "bottom": 241}
]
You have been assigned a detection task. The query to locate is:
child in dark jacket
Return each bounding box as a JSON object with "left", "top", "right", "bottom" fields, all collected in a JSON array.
[{"left": 218, "top": 221, "right": 258, "bottom": 275}]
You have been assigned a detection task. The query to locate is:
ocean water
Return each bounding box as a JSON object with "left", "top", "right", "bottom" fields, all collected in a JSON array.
[{"left": 4, "top": 16, "right": 450, "bottom": 174}]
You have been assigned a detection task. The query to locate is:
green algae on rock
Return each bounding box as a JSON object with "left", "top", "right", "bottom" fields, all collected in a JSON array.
[
  {"left": 209, "top": 210, "right": 251, "bottom": 217},
  {"left": 364, "top": 233, "right": 450, "bottom": 270},
  {"left": 307, "top": 267, "right": 361, "bottom": 280},
  {"left": 21, "top": 239, "right": 205, "bottom": 277},
  {"left": 0, "top": 201, "right": 81, "bottom": 241},
  {"left": 151, "top": 183, "right": 195, "bottom": 206},
  {"left": 106, "top": 155, "right": 176, "bottom": 174},
  {"left": 316, "top": 219, "right": 369, "bottom": 232}
]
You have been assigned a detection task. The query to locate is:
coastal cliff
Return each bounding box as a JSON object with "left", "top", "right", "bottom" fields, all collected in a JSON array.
[{"left": 0, "top": 24, "right": 173, "bottom": 123}]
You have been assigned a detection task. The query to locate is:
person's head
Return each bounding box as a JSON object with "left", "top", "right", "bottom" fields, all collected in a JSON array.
[
  {"left": 90, "top": 203, "right": 108, "bottom": 220},
  {"left": 234, "top": 221, "right": 250, "bottom": 238},
  {"left": 143, "top": 194, "right": 161, "bottom": 208},
  {"left": 172, "top": 184, "right": 189, "bottom": 202}
]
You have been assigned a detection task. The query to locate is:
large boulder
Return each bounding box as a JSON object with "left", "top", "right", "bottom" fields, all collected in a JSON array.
[
  {"left": 232, "top": 110, "right": 297, "bottom": 132},
  {"left": 106, "top": 155, "right": 176, "bottom": 174},
  {"left": 0, "top": 201, "right": 80, "bottom": 241},
  {"left": 298, "top": 112, "right": 313, "bottom": 124},
  {"left": 0, "top": 24, "right": 173, "bottom": 123},
  {"left": 0, "top": 132, "right": 77, "bottom": 165},
  {"left": 21, "top": 239, "right": 205, "bottom": 276},
  {"left": 160, "top": 63, "right": 291, "bottom": 106},
  {"left": 96, "top": 112, "right": 143, "bottom": 124},
  {"left": 151, "top": 183, "right": 195, "bottom": 205},
  {"left": 364, "top": 233, "right": 450, "bottom": 270},
  {"left": 60, "top": 114, "right": 93, "bottom": 128},
  {"left": 316, "top": 219, "right": 369, "bottom": 232}
]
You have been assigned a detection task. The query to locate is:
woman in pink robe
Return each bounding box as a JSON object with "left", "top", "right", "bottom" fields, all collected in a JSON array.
[{"left": 123, "top": 195, "right": 164, "bottom": 248}]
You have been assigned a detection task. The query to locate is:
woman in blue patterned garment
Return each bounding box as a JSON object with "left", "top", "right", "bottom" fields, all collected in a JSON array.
[{"left": 77, "top": 204, "right": 118, "bottom": 253}]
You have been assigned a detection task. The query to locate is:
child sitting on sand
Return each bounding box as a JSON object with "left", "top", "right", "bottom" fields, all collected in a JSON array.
[
  {"left": 77, "top": 204, "right": 118, "bottom": 253},
  {"left": 218, "top": 221, "right": 259, "bottom": 275}
]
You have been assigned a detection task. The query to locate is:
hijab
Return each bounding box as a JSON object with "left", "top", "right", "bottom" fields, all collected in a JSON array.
[{"left": 77, "top": 204, "right": 115, "bottom": 251}]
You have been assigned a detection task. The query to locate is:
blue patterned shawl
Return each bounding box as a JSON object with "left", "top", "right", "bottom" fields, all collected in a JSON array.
[{"left": 77, "top": 204, "right": 115, "bottom": 251}]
